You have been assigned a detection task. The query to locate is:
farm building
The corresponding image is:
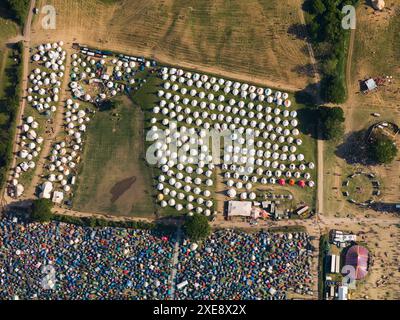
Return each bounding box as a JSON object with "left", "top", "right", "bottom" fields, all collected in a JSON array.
[
  {"left": 362, "top": 78, "right": 378, "bottom": 92},
  {"left": 344, "top": 245, "right": 369, "bottom": 280}
]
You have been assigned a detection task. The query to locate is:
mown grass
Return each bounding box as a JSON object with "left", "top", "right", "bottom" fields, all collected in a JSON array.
[{"left": 72, "top": 95, "right": 156, "bottom": 218}]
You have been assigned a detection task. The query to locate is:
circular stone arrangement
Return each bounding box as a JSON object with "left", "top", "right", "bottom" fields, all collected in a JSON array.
[{"left": 342, "top": 172, "right": 381, "bottom": 206}]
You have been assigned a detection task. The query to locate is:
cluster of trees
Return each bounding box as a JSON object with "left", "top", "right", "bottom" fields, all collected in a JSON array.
[
  {"left": 368, "top": 133, "right": 398, "bottom": 164},
  {"left": 317, "top": 106, "right": 345, "bottom": 140},
  {"left": 99, "top": 99, "right": 118, "bottom": 111},
  {"left": 306, "top": 0, "right": 359, "bottom": 103},
  {"left": 183, "top": 213, "right": 211, "bottom": 242},
  {"left": 0, "top": 43, "right": 23, "bottom": 190},
  {"left": 31, "top": 199, "right": 53, "bottom": 222},
  {"left": 54, "top": 214, "right": 155, "bottom": 229},
  {"left": 5, "top": 0, "right": 30, "bottom": 26}
]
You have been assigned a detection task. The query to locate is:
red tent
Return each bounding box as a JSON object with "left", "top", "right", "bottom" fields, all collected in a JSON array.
[
  {"left": 278, "top": 179, "right": 285, "bottom": 185},
  {"left": 344, "top": 245, "right": 369, "bottom": 280},
  {"left": 298, "top": 180, "right": 306, "bottom": 188}
]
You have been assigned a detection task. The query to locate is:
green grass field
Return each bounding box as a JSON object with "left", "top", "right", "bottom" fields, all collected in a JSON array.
[
  {"left": 73, "top": 96, "right": 156, "bottom": 217},
  {"left": 342, "top": 174, "right": 374, "bottom": 203}
]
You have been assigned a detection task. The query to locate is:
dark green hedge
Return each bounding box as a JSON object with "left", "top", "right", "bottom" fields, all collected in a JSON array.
[
  {"left": 0, "top": 42, "right": 23, "bottom": 191},
  {"left": 306, "top": 0, "right": 359, "bottom": 104},
  {"left": 5, "top": 0, "right": 30, "bottom": 26},
  {"left": 52, "top": 214, "right": 155, "bottom": 230}
]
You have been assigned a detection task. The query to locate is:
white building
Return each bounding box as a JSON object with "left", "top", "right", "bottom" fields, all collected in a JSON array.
[{"left": 338, "top": 286, "right": 348, "bottom": 300}]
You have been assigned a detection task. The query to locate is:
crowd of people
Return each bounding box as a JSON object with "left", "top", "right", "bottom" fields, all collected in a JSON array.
[
  {"left": 175, "top": 230, "right": 314, "bottom": 300},
  {"left": 0, "top": 218, "right": 174, "bottom": 300}
]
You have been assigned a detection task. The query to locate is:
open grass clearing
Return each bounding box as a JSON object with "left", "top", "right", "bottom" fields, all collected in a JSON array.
[{"left": 73, "top": 95, "right": 156, "bottom": 218}]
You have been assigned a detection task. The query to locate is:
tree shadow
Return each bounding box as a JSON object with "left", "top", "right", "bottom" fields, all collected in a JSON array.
[
  {"left": 294, "top": 82, "right": 321, "bottom": 106},
  {"left": 287, "top": 23, "right": 308, "bottom": 41},
  {"left": 2, "top": 199, "right": 32, "bottom": 221},
  {"left": 293, "top": 82, "right": 322, "bottom": 140},
  {"left": 302, "top": 0, "right": 314, "bottom": 14},
  {"left": 292, "top": 63, "right": 318, "bottom": 78},
  {"left": 0, "top": 2, "right": 14, "bottom": 21},
  {"left": 296, "top": 107, "right": 319, "bottom": 139},
  {"left": 369, "top": 202, "right": 400, "bottom": 214},
  {"left": 335, "top": 129, "right": 372, "bottom": 165}
]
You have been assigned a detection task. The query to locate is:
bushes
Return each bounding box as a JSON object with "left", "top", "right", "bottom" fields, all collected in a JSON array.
[
  {"left": 0, "top": 43, "right": 23, "bottom": 191},
  {"left": 321, "top": 75, "right": 346, "bottom": 104},
  {"left": 99, "top": 99, "right": 118, "bottom": 111},
  {"left": 306, "top": 0, "right": 360, "bottom": 103},
  {"left": 368, "top": 133, "right": 398, "bottom": 164},
  {"left": 183, "top": 213, "right": 211, "bottom": 242},
  {"left": 5, "top": 0, "right": 30, "bottom": 26},
  {"left": 52, "top": 214, "right": 155, "bottom": 230},
  {"left": 31, "top": 199, "right": 54, "bottom": 222},
  {"left": 311, "top": 0, "right": 326, "bottom": 15},
  {"left": 318, "top": 234, "right": 330, "bottom": 299},
  {"left": 318, "top": 106, "right": 345, "bottom": 140}
]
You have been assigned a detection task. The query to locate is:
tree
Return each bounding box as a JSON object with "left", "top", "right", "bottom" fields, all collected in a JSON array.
[
  {"left": 322, "top": 75, "right": 346, "bottom": 103},
  {"left": 99, "top": 99, "right": 118, "bottom": 111},
  {"left": 6, "top": 0, "right": 30, "bottom": 25},
  {"left": 318, "top": 106, "right": 345, "bottom": 140},
  {"left": 183, "top": 214, "right": 211, "bottom": 242},
  {"left": 308, "top": 19, "right": 321, "bottom": 42},
  {"left": 368, "top": 134, "right": 398, "bottom": 164},
  {"left": 31, "top": 199, "right": 53, "bottom": 222},
  {"left": 0, "top": 113, "right": 9, "bottom": 127},
  {"left": 321, "top": 57, "right": 338, "bottom": 76},
  {"left": 311, "top": 0, "right": 326, "bottom": 15}
]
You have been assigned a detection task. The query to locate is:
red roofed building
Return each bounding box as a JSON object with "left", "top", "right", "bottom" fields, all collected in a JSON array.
[{"left": 344, "top": 245, "right": 369, "bottom": 280}]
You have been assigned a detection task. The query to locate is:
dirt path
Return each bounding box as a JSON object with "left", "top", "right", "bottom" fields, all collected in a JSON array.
[
  {"left": 344, "top": 28, "right": 356, "bottom": 132},
  {"left": 52, "top": 206, "right": 154, "bottom": 223},
  {"left": 168, "top": 228, "right": 181, "bottom": 299},
  {"left": 2, "top": 0, "right": 36, "bottom": 205},
  {"left": 25, "top": 46, "right": 72, "bottom": 198}
]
